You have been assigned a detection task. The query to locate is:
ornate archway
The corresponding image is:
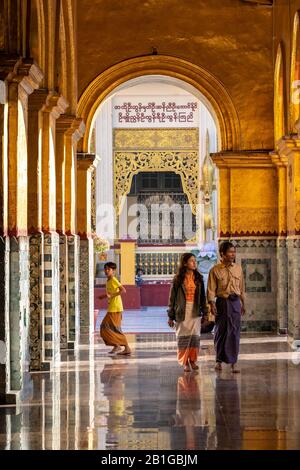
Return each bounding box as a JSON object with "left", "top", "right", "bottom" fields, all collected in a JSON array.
[
  {"left": 77, "top": 55, "right": 241, "bottom": 153},
  {"left": 114, "top": 149, "right": 199, "bottom": 216}
]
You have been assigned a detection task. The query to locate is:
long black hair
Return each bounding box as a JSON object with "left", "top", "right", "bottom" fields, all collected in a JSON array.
[{"left": 173, "top": 252, "right": 203, "bottom": 288}]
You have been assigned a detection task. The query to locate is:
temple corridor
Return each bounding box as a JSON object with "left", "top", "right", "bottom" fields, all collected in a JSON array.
[
  {"left": 0, "top": 315, "right": 299, "bottom": 450},
  {"left": 2, "top": 0, "right": 300, "bottom": 453}
]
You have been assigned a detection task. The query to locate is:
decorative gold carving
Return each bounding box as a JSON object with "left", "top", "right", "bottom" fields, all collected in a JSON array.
[
  {"left": 90, "top": 126, "right": 96, "bottom": 153},
  {"left": 220, "top": 208, "right": 231, "bottom": 235},
  {"left": 200, "top": 131, "right": 216, "bottom": 240},
  {"left": 114, "top": 150, "right": 199, "bottom": 215},
  {"left": 114, "top": 128, "right": 199, "bottom": 150},
  {"left": 231, "top": 208, "right": 278, "bottom": 234},
  {"left": 113, "top": 128, "right": 199, "bottom": 223}
]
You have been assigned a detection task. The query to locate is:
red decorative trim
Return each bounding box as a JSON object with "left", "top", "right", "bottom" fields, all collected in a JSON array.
[
  {"left": 7, "top": 228, "right": 28, "bottom": 237},
  {"left": 65, "top": 229, "right": 75, "bottom": 236},
  {"left": 77, "top": 231, "right": 93, "bottom": 240},
  {"left": 42, "top": 229, "right": 54, "bottom": 235},
  {"left": 287, "top": 229, "right": 300, "bottom": 236},
  {"left": 28, "top": 226, "right": 43, "bottom": 235}
]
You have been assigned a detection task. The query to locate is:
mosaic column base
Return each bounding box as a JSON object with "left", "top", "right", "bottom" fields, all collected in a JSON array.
[
  {"left": 0, "top": 237, "right": 10, "bottom": 403},
  {"left": 276, "top": 238, "right": 288, "bottom": 335},
  {"left": 67, "top": 235, "right": 79, "bottom": 349},
  {"left": 79, "top": 238, "right": 94, "bottom": 340},
  {"left": 287, "top": 238, "right": 300, "bottom": 341},
  {"left": 29, "top": 233, "right": 44, "bottom": 371},
  {"left": 59, "top": 235, "right": 68, "bottom": 350},
  {"left": 43, "top": 233, "right": 60, "bottom": 365},
  {"left": 9, "top": 237, "right": 30, "bottom": 394}
]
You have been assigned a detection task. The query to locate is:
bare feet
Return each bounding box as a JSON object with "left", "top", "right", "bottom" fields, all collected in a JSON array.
[
  {"left": 231, "top": 364, "right": 240, "bottom": 373},
  {"left": 184, "top": 364, "right": 191, "bottom": 372},
  {"left": 215, "top": 362, "right": 222, "bottom": 371},
  {"left": 189, "top": 361, "right": 199, "bottom": 370},
  {"left": 117, "top": 347, "right": 131, "bottom": 356},
  {"left": 108, "top": 346, "right": 122, "bottom": 354}
]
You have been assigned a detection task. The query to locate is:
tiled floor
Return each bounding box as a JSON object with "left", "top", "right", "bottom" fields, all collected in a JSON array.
[
  {"left": 1, "top": 310, "right": 300, "bottom": 450},
  {"left": 96, "top": 307, "right": 173, "bottom": 333}
]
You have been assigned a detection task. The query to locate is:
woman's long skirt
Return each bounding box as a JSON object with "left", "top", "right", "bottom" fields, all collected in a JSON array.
[
  {"left": 214, "top": 296, "right": 241, "bottom": 364},
  {"left": 175, "top": 301, "right": 201, "bottom": 366},
  {"left": 100, "top": 311, "right": 128, "bottom": 347}
]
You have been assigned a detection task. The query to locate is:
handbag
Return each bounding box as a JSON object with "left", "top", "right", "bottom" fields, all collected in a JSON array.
[
  {"left": 201, "top": 304, "right": 215, "bottom": 333},
  {"left": 201, "top": 316, "right": 215, "bottom": 333}
]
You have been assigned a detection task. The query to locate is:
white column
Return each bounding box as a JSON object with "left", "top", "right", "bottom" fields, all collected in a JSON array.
[{"left": 95, "top": 100, "right": 115, "bottom": 243}]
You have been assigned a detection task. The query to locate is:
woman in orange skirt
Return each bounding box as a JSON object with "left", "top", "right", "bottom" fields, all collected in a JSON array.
[{"left": 167, "top": 253, "right": 207, "bottom": 372}]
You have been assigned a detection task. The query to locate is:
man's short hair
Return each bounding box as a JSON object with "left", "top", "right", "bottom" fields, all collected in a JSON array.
[
  {"left": 104, "top": 262, "right": 117, "bottom": 270},
  {"left": 219, "top": 241, "right": 234, "bottom": 256}
]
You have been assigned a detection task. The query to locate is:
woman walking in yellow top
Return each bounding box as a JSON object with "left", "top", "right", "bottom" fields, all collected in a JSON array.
[{"left": 99, "top": 262, "right": 131, "bottom": 355}]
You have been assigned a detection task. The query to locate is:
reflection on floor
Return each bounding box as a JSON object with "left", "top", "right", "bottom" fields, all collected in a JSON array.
[
  {"left": 1, "top": 325, "right": 300, "bottom": 449},
  {"left": 96, "top": 307, "right": 172, "bottom": 333}
]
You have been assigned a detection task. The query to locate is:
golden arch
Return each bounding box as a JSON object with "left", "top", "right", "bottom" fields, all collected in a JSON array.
[{"left": 77, "top": 55, "right": 241, "bottom": 152}]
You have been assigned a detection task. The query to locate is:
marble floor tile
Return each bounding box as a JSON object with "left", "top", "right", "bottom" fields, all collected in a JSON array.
[{"left": 0, "top": 315, "right": 300, "bottom": 450}]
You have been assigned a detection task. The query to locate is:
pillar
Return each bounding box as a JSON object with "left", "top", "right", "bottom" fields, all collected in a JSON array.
[
  {"left": 57, "top": 116, "right": 84, "bottom": 349},
  {"left": 27, "top": 89, "right": 48, "bottom": 371},
  {"left": 0, "top": 78, "right": 8, "bottom": 403},
  {"left": 0, "top": 237, "right": 9, "bottom": 404},
  {"left": 56, "top": 116, "right": 71, "bottom": 351},
  {"left": 271, "top": 152, "right": 288, "bottom": 335},
  {"left": 0, "top": 57, "right": 43, "bottom": 403},
  {"left": 67, "top": 234, "right": 79, "bottom": 348},
  {"left": 95, "top": 100, "right": 114, "bottom": 240},
  {"left": 77, "top": 153, "right": 99, "bottom": 340},
  {"left": 40, "top": 93, "right": 68, "bottom": 365},
  {"left": 58, "top": 234, "right": 68, "bottom": 349},
  {"left": 277, "top": 137, "right": 300, "bottom": 344},
  {"left": 119, "top": 239, "right": 136, "bottom": 285},
  {"left": 212, "top": 151, "right": 279, "bottom": 332}
]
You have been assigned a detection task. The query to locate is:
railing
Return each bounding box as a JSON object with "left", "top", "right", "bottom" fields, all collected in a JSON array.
[
  {"left": 136, "top": 192, "right": 197, "bottom": 244},
  {"left": 135, "top": 252, "right": 184, "bottom": 277}
]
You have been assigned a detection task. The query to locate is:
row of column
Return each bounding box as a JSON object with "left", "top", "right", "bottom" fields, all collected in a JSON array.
[
  {"left": 2, "top": 343, "right": 96, "bottom": 449},
  {"left": 0, "top": 55, "right": 98, "bottom": 404}
]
